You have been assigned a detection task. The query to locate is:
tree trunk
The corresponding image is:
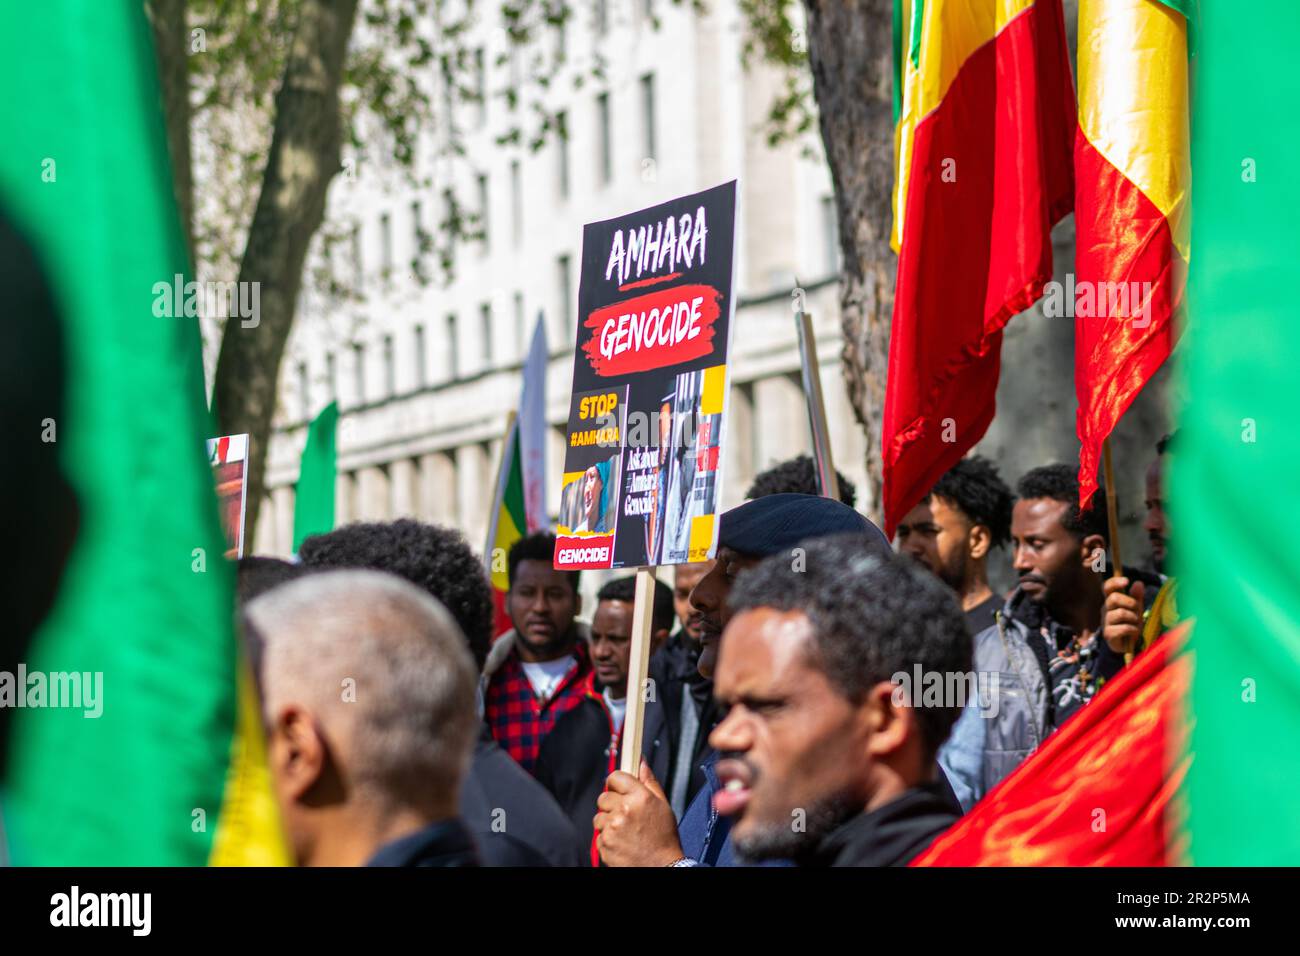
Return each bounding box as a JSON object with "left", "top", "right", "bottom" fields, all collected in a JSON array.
[
  {"left": 145, "top": 0, "right": 194, "bottom": 256},
  {"left": 212, "top": 0, "right": 359, "bottom": 543},
  {"left": 802, "top": 0, "right": 897, "bottom": 525}
]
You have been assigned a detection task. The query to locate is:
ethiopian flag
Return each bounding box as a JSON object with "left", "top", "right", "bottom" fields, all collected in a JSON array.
[
  {"left": 0, "top": 2, "right": 286, "bottom": 865},
  {"left": 1074, "top": 0, "right": 1191, "bottom": 506},
  {"left": 485, "top": 316, "right": 550, "bottom": 635},
  {"left": 486, "top": 417, "right": 527, "bottom": 636},
  {"left": 883, "top": 0, "right": 1076, "bottom": 535}
]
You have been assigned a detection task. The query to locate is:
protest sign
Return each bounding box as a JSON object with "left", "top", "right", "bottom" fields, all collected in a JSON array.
[
  {"left": 554, "top": 181, "right": 737, "bottom": 572},
  {"left": 207, "top": 433, "right": 249, "bottom": 559}
]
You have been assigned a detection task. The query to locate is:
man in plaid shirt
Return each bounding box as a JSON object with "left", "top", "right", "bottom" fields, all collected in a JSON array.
[{"left": 482, "top": 531, "right": 592, "bottom": 774}]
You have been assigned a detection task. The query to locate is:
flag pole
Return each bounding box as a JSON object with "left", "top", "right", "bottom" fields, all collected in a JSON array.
[
  {"left": 1101, "top": 437, "right": 1124, "bottom": 576},
  {"left": 1101, "top": 436, "right": 1135, "bottom": 664},
  {"left": 618, "top": 566, "right": 657, "bottom": 776},
  {"left": 483, "top": 411, "right": 519, "bottom": 568},
  {"left": 794, "top": 307, "right": 841, "bottom": 501}
]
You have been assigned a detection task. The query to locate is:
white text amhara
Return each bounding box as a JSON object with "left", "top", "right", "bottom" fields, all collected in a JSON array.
[
  {"left": 597, "top": 294, "right": 706, "bottom": 363},
  {"left": 605, "top": 206, "right": 708, "bottom": 286}
]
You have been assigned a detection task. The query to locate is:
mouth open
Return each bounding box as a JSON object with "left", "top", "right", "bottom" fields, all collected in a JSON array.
[{"left": 712, "top": 758, "right": 753, "bottom": 817}]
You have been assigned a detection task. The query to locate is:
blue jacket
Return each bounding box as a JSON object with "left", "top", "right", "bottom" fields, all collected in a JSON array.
[{"left": 677, "top": 750, "right": 790, "bottom": 867}]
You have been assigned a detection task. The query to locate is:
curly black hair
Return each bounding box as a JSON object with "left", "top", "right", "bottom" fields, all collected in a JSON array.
[
  {"left": 730, "top": 535, "right": 972, "bottom": 758},
  {"left": 928, "top": 456, "right": 1014, "bottom": 548},
  {"left": 236, "top": 556, "right": 310, "bottom": 606},
  {"left": 507, "top": 530, "right": 579, "bottom": 595},
  {"left": 746, "top": 454, "right": 857, "bottom": 508},
  {"left": 297, "top": 519, "right": 495, "bottom": 670},
  {"left": 596, "top": 574, "right": 675, "bottom": 633},
  {"left": 1016, "top": 463, "right": 1107, "bottom": 541}
]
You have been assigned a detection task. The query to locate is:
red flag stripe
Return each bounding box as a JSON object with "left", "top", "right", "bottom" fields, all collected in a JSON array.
[{"left": 883, "top": 0, "right": 1075, "bottom": 535}]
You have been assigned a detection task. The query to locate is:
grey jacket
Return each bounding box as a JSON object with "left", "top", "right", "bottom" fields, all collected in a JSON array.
[{"left": 938, "top": 588, "right": 1052, "bottom": 810}]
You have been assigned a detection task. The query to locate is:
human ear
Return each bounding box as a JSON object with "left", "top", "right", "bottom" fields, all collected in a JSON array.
[{"left": 275, "top": 705, "right": 326, "bottom": 802}]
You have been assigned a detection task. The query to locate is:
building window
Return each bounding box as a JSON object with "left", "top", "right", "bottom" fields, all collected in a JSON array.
[
  {"left": 508, "top": 48, "right": 520, "bottom": 110},
  {"left": 446, "top": 313, "right": 459, "bottom": 380},
  {"left": 298, "top": 361, "right": 310, "bottom": 420},
  {"left": 413, "top": 324, "right": 427, "bottom": 388},
  {"left": 596, "top": 92, "right": 612, "bottom": 186},
  {"left": 383, "top": 334, "right": 395, "bottom": 397},
  {"left": 473, "top": 47, "right": 487, "bottom": 128},
  {"left": 442, "top": 189, "right": 456, "bottom": 267},
  {"left": 350, "top": 224, "right": 363, "bottom": 290},
  {"left": 410, "top": 200, "right": 424, "bottom": 277},
  {"left": 480, "top": 302, "right": 493, "bottom": 366},
  {"left": 821, "top": 194, "right": 840, "bottom": 274},
  {"left": 353, "top": 342, "right": 366, "bottom": 405},
  {"left": 326, "top": 351, "right": 337, "bottom": 402},
  {"left": 514, "top": 292, "right": 525, "bottom": 359},
  {"left": 556, "top": 110, "right": 569, "bottom": 199},
  {"left": 557, "top": 254, "right": 572, "bottom": 342},
  {"left": 440, "top": 54, "right": 455, "bottom": 141},
  {"left": 640, "top": 74, "right": 656, "bottom": 163},
  {"left": 510, "top": 160, "right": 522, "bottom": 247},
  {"left": 379, "top": 212, "right": 393, "bottom": 279},
  {"left": 477, "top": 173, "right": 490, "bottom": 252}
]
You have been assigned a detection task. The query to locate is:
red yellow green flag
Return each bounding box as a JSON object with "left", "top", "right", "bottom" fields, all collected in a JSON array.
[
  {"left": 1073, "top": 0, "right": 1190, "bottom": 505},
  {"left": 883, "top": 0, "right": 1076, "bottom": 535}
]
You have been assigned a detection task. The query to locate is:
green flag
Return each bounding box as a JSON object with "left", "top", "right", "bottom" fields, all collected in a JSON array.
[
  {"left": 0, "top": 2, "right": 272, "bottom": 864},
  {"left": 293, "top": 401, "right": 339, "bottom": 551},
  {"left": 1176, "top": 0, "right": 1300, "bottom": 864}
]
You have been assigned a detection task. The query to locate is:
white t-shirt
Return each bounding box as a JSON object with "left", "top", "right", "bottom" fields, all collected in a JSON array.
[
  {"left": 603, "top": 688, "right": 628, "bottom": 733},
  {"left": 520, "top": 655, "right": 575, "bottom": 702}
]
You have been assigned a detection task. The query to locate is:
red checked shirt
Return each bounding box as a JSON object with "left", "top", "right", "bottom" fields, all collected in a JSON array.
[{"left": 484, "top": 639, "right": 592, "bottom": 774}]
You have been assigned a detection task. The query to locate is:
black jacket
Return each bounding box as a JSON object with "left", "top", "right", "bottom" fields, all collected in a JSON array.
[
  {"left": 798, "top": 781, "right": 961, "bottom": 867},
  {"left": 644, "top": 631, "right": 723, "bottom": 815},
  {"left": 534, "top": 687, "right": 624, "bottom": 865},
  {"left": 461, "top": 725, "right": 586, "bottom": 867},
  {"left": 366, "top": 818, "right": 479, "bottom": 867}
]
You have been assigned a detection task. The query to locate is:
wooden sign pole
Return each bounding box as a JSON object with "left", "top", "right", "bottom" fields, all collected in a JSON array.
[
  {"left": 618, "top": 566, "right": 658, "bottom": 775},
  {"left": 794, "top": 310, "right": 841, "bottom": 501}
]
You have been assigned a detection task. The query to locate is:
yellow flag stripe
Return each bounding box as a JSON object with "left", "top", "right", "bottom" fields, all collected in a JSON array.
[
  {"left": 893, "top": 0, "right": 1038, "bottom": 250},
  {"left": 490, "top": 503, "right": 522, "bottom": 592},
  {"left": 209, "top": 656, "right": 292, "bottom": 866},
  {"left": 1078, "top": 0, "right": 1190, "bottom": 260}
]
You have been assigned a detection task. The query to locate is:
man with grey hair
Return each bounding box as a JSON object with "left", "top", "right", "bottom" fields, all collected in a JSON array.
[{"left": 244, "top": 569, "right": 480, "bottom": 866}]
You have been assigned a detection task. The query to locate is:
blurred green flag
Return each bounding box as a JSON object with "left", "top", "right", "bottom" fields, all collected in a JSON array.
[
  {"left": 0, "top": 2, "right": 285, "bottom": 864},
  {"left": 293, "top": 401, "right": 339, "bottom": 551},
  {"left": 1175, "top": 0, "right": 1300, "bottom": 864}
]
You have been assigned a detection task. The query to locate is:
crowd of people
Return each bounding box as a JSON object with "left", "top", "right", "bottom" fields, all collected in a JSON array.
[
  {"left": 1, "top": 218, "right": 1178, "bottom": 866},
  {"left": 230, "top": 446, "right": 1180, "bottom": 867}
]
